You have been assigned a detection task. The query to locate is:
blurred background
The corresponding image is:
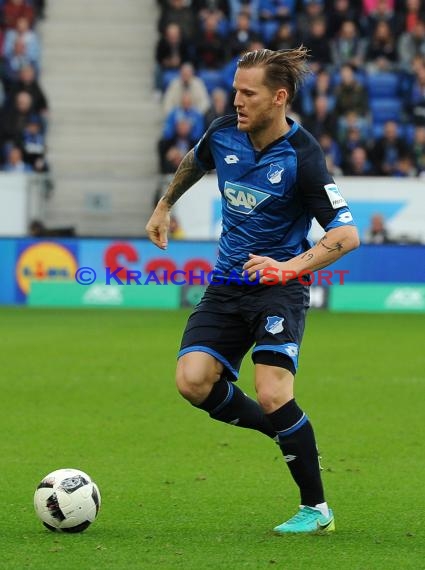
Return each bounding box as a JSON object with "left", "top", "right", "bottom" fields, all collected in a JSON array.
[{"left": 0, "top": 0, "right": 424, "bottom": 312}]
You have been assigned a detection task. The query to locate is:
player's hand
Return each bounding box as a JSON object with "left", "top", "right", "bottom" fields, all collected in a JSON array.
[
  {"left": 242, "top": 253, "right": 280, "bottom": 284},
  {"left": 243, "top": 254, "right": 298, "bottom": 285},
  {"left": 145, "top": 200, "right": 171, "bottom": 250}
]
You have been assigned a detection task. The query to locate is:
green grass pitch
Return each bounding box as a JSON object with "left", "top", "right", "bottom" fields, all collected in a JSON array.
[{"left": 0, "top": 307, "right": 424, "bottom": 570}]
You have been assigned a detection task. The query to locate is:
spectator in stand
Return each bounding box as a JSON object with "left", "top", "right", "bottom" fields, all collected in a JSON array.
[
  {"left": 365, "top": 20, "right": 398, "bottom": 71},
  {"left": 299, "top": 67, "right": 334, "bottom": 117},
  {"left": 8, "top": 64, "right": 48, "bottom": 117},
  {"left": 3, "top": 36, "right": 39, "bottom": 84},
  {"left": 345, "top": 145, "right": 376, "bottom": 175},
  {"left": 163, "top": 63, "right": 210, "bottom": 115},
  {"left": 392, "top": 153, "right": 417, "bottom": 176},
  {"left": 2, "top": 0, "right": 35, "bottom": 29},
  {"left": 268, "top": 21, "right": 297, "bottom": 51},
  {"left": 406, "top": 58, "right": 425, "bottom": 126},
  {"left": 227, "top": 12, "right": 261, "bottom": 59},
  {"left": 227, "top": 0, "right": 260, "bottom": 29},
  {"left": 334, "top": 64, "right": 369, "bottom": 118},
  {"left": 2, "top": 145, "right": 33, "bottom": 172},
  {"left": 398, "top": 0, "right": 425, "bottom": 34},
  {"left": 371, "top": 120, "right": 410, "bottom": 175},
  {"left": 311, "top": 68, "right": 333, "bottom": 100},
  {"left": 362, "top": 0, "right": 395, "bottom": 16},
  {"left": 412, "top": 125, "right": 425, "bottom": 175},
  {"left": 3, "top": 16, "right": 40, "bottom": 63},
  {"left": 364, "top": 0, "right": 398, "bottom": 36},
  {"left": 158, "top": 117, "right": 198, "bottom": 174},
  {"left": 259, "top": 0, "right": 294, "bottom": 27},
  {"left": 338, "top": 110, "right": 370, "bottom": 145},
  {"left": 302, "top": 94, "right": 337, "bottom": 139},
  {"left": 0, "top": 91, "right": 36, "bottom": 149},
  {"left": 363, "top": 213, "right": 391, "bottom": 243},
  {"left": 303, "top": 16, "right": 332, "bottom": 72},
  {"left": 340, "top": 124, "right": 369, "bottom": 170},
  {"left": 204, "top": 87, "right": 233, "bottom": 127},
  {"left": 330, "top": 20, "right": 367, "bottom": 69},
  {"left": 21, "top": 116, "right": 48, "bottom": 172},
  {"left": 158, "top": 0, "right": 197, "bottom": 43},
  {"left": 327, "top": 0, "right": 362, "bottom": 39},
  {"left": 162, "top": 91, "right": 205, "bottom": 141},
  {"left": 193, "top": 0, "right": 230, "bottom": 23},
  {"left": 194, "top": 11, "right": 228, "bottom": 70},
  {"left": 397, "top": 18, "right": 425, "bottom": 71},
  {"left": 296, "top": 0, "right": 325, "bottom": 44},
  {"left": 317, "top": 131, "right": 342, "bottom": 170},
  {"left": 155, "top": 23, "right": 192, "bottom": 90}
]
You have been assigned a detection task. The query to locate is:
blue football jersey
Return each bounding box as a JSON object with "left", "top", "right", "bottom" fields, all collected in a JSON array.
[{"left": 194, "top": 115, "right": 355, "bottom": 276}]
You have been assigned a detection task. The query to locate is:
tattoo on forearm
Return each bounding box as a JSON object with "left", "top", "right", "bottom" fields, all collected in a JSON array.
[
  {"left": 319, "top": 236, "right": 344, "bottom": 253},
  {"left": 163, "top": 149, "right": 205, "bottom": 207},
  {"left": 301, "top": 252, "right": 314, "bottom": 261}
]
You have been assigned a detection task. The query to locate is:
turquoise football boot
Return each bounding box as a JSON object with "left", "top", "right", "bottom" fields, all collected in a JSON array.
[{"left": 273, "top": 506, "right": 335, "bottom": 534}]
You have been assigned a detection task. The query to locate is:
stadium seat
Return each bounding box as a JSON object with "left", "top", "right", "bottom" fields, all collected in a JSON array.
[
  {"left": 366, "top": 72, "right": 400, "bottom": 99},
  {"left": 331, "top": 69, "right": 367, "bottom": 87},
  {"left": 161, "top": 69, "right": 180, "bottom": 91},
  {"left": 260, "top": 21, "right": 279, "bottom": 44},
  {"left": 404, "top": 123, "right": 416, "bottom": 144},
  {"left": 371, "top": 121, "right": 409, "bottom": 140},
  {"left": 369, "top": 98, "right": 402, "bottom": 125},
  {"left": 197, "top": 69, "right": 225, "bottom": 94}
]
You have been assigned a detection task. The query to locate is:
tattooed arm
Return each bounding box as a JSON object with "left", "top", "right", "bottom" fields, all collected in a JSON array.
[
  {"left": 243, "top": 225, "right": 360, "bottom": 284},
  {"left": 145, "top": 149, "right": 205, "bottom": 249}
]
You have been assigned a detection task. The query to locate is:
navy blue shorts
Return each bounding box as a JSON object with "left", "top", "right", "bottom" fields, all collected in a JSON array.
[{"left": 178, "top": 280, "right": 310, "bottom": 379}]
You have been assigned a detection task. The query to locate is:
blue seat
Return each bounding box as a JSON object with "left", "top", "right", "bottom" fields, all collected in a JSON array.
[
  {"left": 260, "top": 21, "right": 280, "bottom": 43},
  {"left": 197, "top": 69, "right": 224, "bottom": 94},
  {"left": 404, "top": 123, "right": 416, "bottom": 144},
  {"left": 371, "top": 122, "right": 407, "bottom": 141},
  {"left": 369, "top": 98, "right": 402, "bottom": 124},
  {"left": 332, "top": 69, "right": 367, "bottom": 87},
  {"left": 161, "top": 69, "right": 180, "bottom": 91},
  {"left": 367, "top": 72, "right": 400, "bottom": 98}
]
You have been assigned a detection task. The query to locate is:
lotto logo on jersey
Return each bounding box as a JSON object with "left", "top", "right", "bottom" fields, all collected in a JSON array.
[
  {"left": 324, "top": 183, "right": 348, "bottom": 209},
  {"left": 224, "top": 154, "right": 239, "bottom": 164},
  {"left": 223, "top": 181, "right": 270, "bottom": 214}
]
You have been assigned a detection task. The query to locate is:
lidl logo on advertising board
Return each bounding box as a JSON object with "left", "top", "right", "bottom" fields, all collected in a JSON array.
[{"left": 16, "top": 242, "right": 78, "bottom": 296}]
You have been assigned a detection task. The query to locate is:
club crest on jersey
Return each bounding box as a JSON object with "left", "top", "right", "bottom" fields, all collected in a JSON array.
[
  {"left": 223, "top": 181, "right": 270, "bottom": 214},
  {"left": 267, "top": 163, "right": 285, "bottom": 184},
  {"left": 265, "top": 316, "right": 285, "bottom": 335}
]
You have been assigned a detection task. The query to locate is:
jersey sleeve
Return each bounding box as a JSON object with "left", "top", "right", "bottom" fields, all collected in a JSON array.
[
  {"left": 297, "top": 142, "right": 355, "bottom": 231},
  {"left": 193, "top": 120, "right": 217, "bottom": 172}
]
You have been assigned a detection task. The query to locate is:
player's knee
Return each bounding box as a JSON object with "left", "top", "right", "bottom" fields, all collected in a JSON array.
[
  {"left": 256, "top": 385, "right": 285, "bottom": 413},
  {"left": 175, "top": 358, "right": 217, "bottom": 405},
  {"left": 255, "top": 368, "right": 294, "bottom": 413}
]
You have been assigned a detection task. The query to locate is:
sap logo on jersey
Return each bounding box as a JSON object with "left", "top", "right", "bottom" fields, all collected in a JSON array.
[
  {"left": 324, "top": 183, "right": 348, "bottom": 209},
  {"left": 224, "top": 181, "right": 270, "bottom": 214}
]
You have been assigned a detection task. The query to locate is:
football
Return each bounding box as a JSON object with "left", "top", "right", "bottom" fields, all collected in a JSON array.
[{"left": 34, "top": 468, "right": 101, "bottom": 533}]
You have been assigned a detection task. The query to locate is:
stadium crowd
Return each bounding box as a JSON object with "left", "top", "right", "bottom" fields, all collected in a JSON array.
[
  {"left": 155, "top": 0, "right": 425, "bottom": 178},
  {"left": 0, "top": 0, "right": 48, "bottom": 174}
]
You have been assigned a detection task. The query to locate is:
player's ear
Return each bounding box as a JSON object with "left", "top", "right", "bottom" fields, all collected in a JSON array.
[{"left": 274, "top": 88, "right": 288, "bottom": 107}]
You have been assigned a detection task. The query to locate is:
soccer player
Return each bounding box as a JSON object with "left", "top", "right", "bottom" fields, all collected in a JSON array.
[{"left": 146, "top": 47, "right": 360, "bottom": 534}]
